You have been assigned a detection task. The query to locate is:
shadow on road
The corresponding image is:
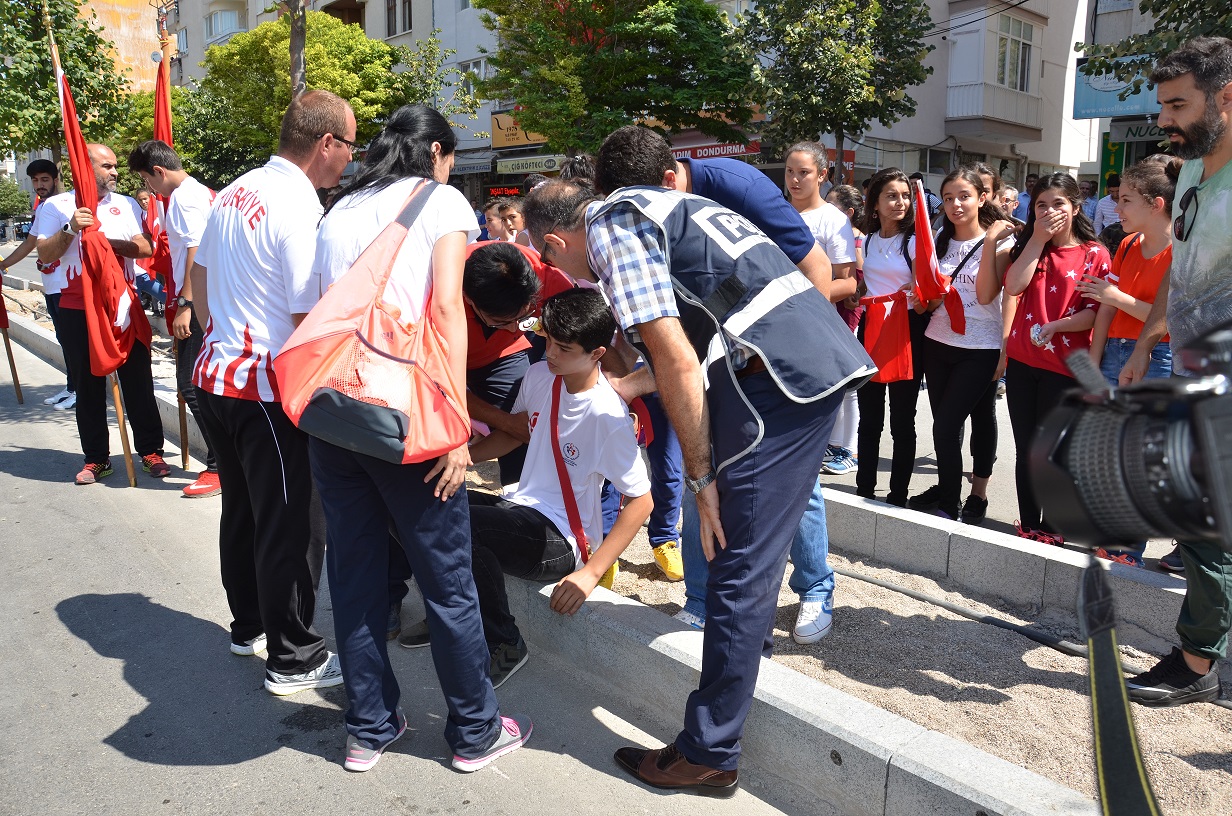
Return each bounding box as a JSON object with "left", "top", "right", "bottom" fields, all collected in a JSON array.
[{"left": 55, "top": 592, "right": 344, "bottom": 767}]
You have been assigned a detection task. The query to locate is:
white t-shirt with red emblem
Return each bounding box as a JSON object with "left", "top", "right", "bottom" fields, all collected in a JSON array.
[
  {"left": 164, "top": 175, "right": 215, "bottom": 296},
  {"left": 33, "top": 191, "right": 145, "bottom": 307},
  {"left": 506, "top": 361, "right": 650, "bottom": 569},
  {"left": 193, "top": 156, "right": 323, "bottom": 402}
]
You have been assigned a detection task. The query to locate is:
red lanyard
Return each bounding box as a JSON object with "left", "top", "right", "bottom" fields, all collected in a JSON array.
[{"left": 550, "top": 375, "right": 590, "bottom": 563}]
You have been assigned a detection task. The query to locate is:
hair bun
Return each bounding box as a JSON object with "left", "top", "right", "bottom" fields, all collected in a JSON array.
[{"left": 1165, "top": 156, "right": 1184, "bottom": 184}]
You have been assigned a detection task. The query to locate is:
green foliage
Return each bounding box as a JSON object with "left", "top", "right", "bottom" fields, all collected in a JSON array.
[
  {"left": 0, "top": 176, "right": 34, "bottom": 219},
  {"left": 181, "top": 11, "right": 479, "bottom": 187},
  {"left": 1077, "top": 2, "right": 1232, "bottom": 97},
  {"left": 0, "top": 0, "right": 130, "bottom": 157},
  {"left": 474, "top": 0, "right": 756, "bottom": 155},
  {"left": 740, "top": 0, "right": 932, "bottom": 157}
]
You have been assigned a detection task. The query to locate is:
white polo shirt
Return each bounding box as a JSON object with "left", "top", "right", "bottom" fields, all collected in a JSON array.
[
  {"left": 193, "top": 156, "right": 322, "bottom": 402},
  {"left": 33, "top": 191, "right": 145, "bottom": 308},
  {"left": 164, "top": 175, "right": 215, "bottom": 296}
]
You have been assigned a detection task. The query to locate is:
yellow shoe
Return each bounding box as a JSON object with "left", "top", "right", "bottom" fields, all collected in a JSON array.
[
  {"left": 652, "top": 540, "right": 684, "bottom": 581},
  {"left": 598, "top": 560, "right": 619, "bottom": 590}
]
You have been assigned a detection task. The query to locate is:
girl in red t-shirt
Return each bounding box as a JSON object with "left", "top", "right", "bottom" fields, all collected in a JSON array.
[{"left": 999, "top": 173, "right": 1111, "bottom": 544}]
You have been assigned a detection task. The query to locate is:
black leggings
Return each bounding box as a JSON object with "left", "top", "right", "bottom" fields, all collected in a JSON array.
[
  {"left": 856, "top": 308, "right": 928, "bottom": 505},
  {"left": 922, "top": 338, "right": 999, "bottom": 515},
  {"left": 1005, "top": 359, "right": 1076, "bottom": 531}
]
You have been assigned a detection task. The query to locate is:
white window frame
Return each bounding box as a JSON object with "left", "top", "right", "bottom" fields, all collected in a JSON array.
[
  {"left": 995, "top": 14, "right": 1034, "bottom": 94},
  {"left": 204, "top": 9, "right": 242, "bottom": 42},
  {"left": 458, "top": 58, "right": 486, "bottom": 96}
]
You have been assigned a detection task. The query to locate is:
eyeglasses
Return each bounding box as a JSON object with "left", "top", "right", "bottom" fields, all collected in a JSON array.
[
  {"left": 1173, "top": 186, "right": 1198, "bottom": 242},
  {"left": 320, "top": 133, "right": 359, "bottom": 156},
  {"left": 475, "top": 305, "right": 536, "bottom": 330}
]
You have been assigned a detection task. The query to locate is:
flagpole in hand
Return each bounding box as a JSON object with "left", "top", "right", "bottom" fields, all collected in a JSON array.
[{"left": 110, "top": 374, "right": 138, "bottom": 486}]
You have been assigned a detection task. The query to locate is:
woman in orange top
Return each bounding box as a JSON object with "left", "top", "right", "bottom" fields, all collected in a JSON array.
[{"left": 1080, "top": 155, "right": 1181, "bottom": 384}]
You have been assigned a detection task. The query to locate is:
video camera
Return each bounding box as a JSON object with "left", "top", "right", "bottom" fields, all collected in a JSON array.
[{"left": 1030, "top": 321, "right": 1232, "bottom": 553}]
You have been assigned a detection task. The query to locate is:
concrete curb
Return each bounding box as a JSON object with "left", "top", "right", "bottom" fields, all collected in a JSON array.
[
  {"left": 823, "top": 490, "right": 1187, "bottom": 653},
  {"left": 506, "top": 579, "right": 1098, "bottom": 816}
]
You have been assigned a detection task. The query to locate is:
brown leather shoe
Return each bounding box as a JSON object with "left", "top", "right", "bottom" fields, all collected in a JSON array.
[{"left": 613, "top": 744, "right": 739, "bottom": 798}]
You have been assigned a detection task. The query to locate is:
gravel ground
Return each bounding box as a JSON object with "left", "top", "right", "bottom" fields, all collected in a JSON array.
[{"left": 9, "top": 283, "right": 1230, "bottom": 814}]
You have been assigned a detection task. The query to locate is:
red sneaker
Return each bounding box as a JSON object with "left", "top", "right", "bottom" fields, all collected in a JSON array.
[
  {"left": 75, "top": 461, "right": 114, "bottom": 485},
  {"left": 1094, "top": 547, "right": 1145, "bottom": 568},
  {"left": 141, "top": 452, "right": 171, "bottom": 478},
  {"left": 183, "top": 470, "right": 222, "bottom": 498}
]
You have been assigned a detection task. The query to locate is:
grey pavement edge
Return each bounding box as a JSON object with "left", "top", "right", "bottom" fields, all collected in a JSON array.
[{"left": 2, "top": 307, "right": 1101, "bottom": 814}]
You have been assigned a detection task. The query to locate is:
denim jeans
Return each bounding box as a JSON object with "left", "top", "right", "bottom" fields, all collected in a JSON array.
[
  {"left": 681, "top": 475, "right": 833, "bottom": 619},
  {"left": 1099, "top": 338, "right": 1172, "bottom": 384}
]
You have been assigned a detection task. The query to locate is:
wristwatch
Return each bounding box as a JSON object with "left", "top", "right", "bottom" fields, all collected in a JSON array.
[
  {"left": 685, "top": 470, "right": 716, "bottom": 494},
  {"left": 61, "top": 221, "right": 76, "bottom": 235},
  {"left": 176, "top": 296, "right": 192, "bottom": 308}
]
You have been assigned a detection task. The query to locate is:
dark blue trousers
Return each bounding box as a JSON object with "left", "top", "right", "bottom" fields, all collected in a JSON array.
[
  {"left": 309, "top": 439, "right": 500, "bottom": 756},
  {"left": 675, "top": 373, "right": 841, "bottom": 770},
  {"left": 642, "top": 391, "right": 684, "bottom": 546},
  {"left": 467, "top": 351, "right": 530, "bottom": 486}
]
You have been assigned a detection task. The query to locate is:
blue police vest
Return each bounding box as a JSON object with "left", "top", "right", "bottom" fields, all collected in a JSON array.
[{"left": 591, "top": 187, "right": 876, "bottom": 471}]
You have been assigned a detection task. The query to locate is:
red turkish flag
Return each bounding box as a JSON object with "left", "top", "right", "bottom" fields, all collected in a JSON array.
[
  {"left": 57, "top": 66, "right": 151, "bottom": 376},
  {"left": 911, "top": 180, "right": 965, "bottom": 335},
  {"left": 860, "top": 291, "right": 913, "bottom": 383},
  {"left": 146, "top": 46, "right": 175, "bottom": 314},
  {"left": 0, "top": 291, "right": 9, "bottom": 330}
]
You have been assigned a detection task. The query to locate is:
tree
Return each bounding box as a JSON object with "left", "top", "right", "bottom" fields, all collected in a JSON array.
[
  {"left": 288, "top": 0, "right": 306, "bottom": 98},
  {"left": 181, "top": 11, "right": 479, "bottom": 187},
  {"left": 740, "top": 0, "right": 932, "bottom": 183},
  {"left": 474, "top": 0, "right": 756, "bottom": 156},
  {"left": 0, "top": 176, "right": 33, "bottom": 219},
  {"left": 107, "top": 86, "right": 191, "bottom": 194},
  {"left": 0, "top": 0, "right": 130, "bottom": 160},
  {"left": 1077, "top": 2, "right": 1232, "bottom": 96}
]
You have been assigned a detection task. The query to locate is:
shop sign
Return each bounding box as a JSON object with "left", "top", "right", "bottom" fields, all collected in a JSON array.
[
  {"left": 672, "top": 140, "right": 761, "bottom": 160},
  {"left": 491, "top": 112, "right": 548, "bottom": 148},
  {"left": 495, "top": 155, "right": 566, "bottom": 175},
  {"left": 1073, "top": 57, "right": 1161, "bottom": 119},
  {"left": 1108, "top": 121, "right": 1168, "bottom": 143},
  {"left": 487, "top": 185, "right": 522, "bottom": 198},
  {"left": 452, "top": 156, "right": 492, "bottom": 174}
]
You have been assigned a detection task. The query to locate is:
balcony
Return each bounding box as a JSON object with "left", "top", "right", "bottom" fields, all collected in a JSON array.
[{"left": 945, "top": 81, "right": 1042, "bottom": 143}]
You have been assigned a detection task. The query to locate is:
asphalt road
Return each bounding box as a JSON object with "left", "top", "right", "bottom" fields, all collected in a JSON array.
[{"left": 0, "top": 338, "right": 803, "bottom": 816}]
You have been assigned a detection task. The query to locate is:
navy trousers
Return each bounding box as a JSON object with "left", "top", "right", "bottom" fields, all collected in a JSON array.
[
  {"left": 310, "top": 438, "right": 501, "bottom": 756},
  {"left": 675, "top": 373, "right": 841, "bottom": 770}
]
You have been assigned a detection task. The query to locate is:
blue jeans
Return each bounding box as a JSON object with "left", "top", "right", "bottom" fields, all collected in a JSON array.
[
  {"left": 682, "top": 476, "right": 834, "bottom": 619},
  {"left": 134, "top": 272, "right": 165, "bottom": 305},
  {"left": 1100, "top": 338, "right": 1172, "bottom": 384},
  {"left": 642, "top": 392, "right": 684, "bottom": 546}
]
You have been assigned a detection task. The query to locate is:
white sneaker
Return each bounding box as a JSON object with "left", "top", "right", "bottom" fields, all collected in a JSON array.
[
  {"left": 230, "top": 633, "right": 267, "bottom": 656},
  {"left": 792, "top": 598, "right": 833, "bottom": 644},
  {"left": 265, "top": 651, "right": 344, "bottom": 696},
  {"left": 672, "top": 609, "right": 705, "bottom": 630},
  {"left": 44, "top": 388, "right": 72, "bottom": 405},
  {"left": 53, "top": 393, "right": 77, "bottom": 411}
]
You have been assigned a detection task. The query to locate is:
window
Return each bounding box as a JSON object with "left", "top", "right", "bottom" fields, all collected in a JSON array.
[
  {"left": 918, "top": 148, "right": 951, "bottom": 176},
  {"left": 459, "top": 58, "right": 486, "bottom": 96},
  {"left": 460, "top": 0, "right": 470, "bottom": 9},
  {"left": 401, "top": 0, "right": 412, "bottom": 32},
  {"left": 204, "top": 9, "right": 242, "bottom": 41},
  {"left": 386, "top": 0, "right": 396, "bottom": 37},
  {"left": 995, "top": 15, "right": 1034, "bottom": 94},
  {"left": 176, "top": 27, "right": 187, "bottom": 55}
]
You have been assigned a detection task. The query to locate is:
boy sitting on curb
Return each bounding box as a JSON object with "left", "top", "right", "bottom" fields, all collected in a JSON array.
[{"left": 467, "top": 288, "right": 653, "bottom": 688}]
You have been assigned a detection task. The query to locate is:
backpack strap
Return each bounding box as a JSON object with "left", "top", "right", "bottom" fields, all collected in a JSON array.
[{"left": 550, "top": 375, "right": 590, "bottom": 564}]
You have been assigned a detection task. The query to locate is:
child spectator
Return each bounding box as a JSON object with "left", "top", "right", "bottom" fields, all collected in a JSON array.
[
  {"left": 822, "top": 183, "right": 865, "bottom": 475},
  {"left": 465, "top": 288, "right": 652, "bottom": 688}
]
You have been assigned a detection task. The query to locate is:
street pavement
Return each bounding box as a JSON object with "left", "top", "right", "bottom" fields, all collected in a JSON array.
[{"left": 0, "top": 339, "right": 801, "bottom": 816}]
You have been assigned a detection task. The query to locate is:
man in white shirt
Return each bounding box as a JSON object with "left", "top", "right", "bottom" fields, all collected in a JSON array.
[
  {"left": 1092, "top": 173, "right": 1123, "bottom": 234},
  {"left": 466, "top": 288, "right": 653, "bottom": 688},
  {"left": 34, "top": 143, "right": 166, "bottom": 485},
  {"left": 129, "top": 140, "right": 221, "bottom": 499},
  {"left": 190, "top": 90, "right": 356, "bottom": 695}
]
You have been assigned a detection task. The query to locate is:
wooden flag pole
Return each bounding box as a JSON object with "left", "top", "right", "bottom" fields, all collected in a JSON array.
[
  {"left": 110, "top": 374, "right": 137, "bottom": 487},
  {"left": 1, "top": 327, "right": 23, "bottom": 404}
]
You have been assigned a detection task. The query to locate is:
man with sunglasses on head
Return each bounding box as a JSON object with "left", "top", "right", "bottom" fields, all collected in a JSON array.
[{"left": 1118, "top": 36, "right": 1232, "bottom": 708}]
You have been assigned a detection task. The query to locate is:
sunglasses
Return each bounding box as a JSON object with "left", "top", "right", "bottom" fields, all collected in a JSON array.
[{"left": 1173, "top": 186, "right": 1197, "bottom": 242}]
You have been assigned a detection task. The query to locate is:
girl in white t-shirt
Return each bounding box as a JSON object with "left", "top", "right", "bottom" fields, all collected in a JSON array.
[
  {"left": 855, "top": 168, "right": 927, "bottom": 507},
  {"left": 911, "top": 167, "right": 1013, "bottom": 522},
  {"left": 308, "top": 105, "right": 528, "bottom": 773}
]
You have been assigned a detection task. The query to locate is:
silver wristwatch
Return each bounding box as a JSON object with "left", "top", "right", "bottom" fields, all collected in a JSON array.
[{"left": 685, "top": 470, "right": 716, "bottom": 494}]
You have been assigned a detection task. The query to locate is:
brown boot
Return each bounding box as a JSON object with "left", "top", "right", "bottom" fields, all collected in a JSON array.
[{"left": 613, "top": 744, "right": 739, "bottom": 797}]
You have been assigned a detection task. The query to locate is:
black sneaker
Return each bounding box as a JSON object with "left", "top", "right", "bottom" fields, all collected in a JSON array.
[
  {"left": 907, "top": 485, "right": 940, "bottom": 511},
  {"left": 1126, "top": 647, "right": 1219, "bottom": 707},
  {"left": 960, "top": 495, "right": 989, "bottom": 524},
  {"left": 397, "top": 619, "right": 430, "bottom": 649},
  {"left": 489, "top": 637, "right": 529, "bottom": 690},
  {"left": 1158, "top": 544, "right": 1185, "bottom": 574}
]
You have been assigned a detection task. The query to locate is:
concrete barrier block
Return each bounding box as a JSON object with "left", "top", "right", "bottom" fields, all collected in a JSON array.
[
  {"left": 821, "top": 489, "right": 878, "bottom": 559},
  {"left": 3, "top": 273, "right": 28, "bottom": 290},
  {"left": 1106, "top": 565, "right": 1186, "bottom": 647},
  {"left": 874, "top": 505, "right": 956, "bottom": 578},
  {"left": 886, "top": 729, "right": 1098, "bottom": 816},
  {"left": 7, "top": 313, "right": 64, "bottom": 373},
  {"left": 948, "top": 527, "right": 1049, "bottom": 609},
  {"left": 1040, "top": 546, "right": 1091, "bottom": 615}
]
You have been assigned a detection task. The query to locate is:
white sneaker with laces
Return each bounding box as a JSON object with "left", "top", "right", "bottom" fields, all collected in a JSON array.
[
  {"left": 44, "top": 388, "right": 72, "bottom": 405},
  {"left": 265, "top": 651, "right": 344, "bottom": 696},
  {"left": 792, "top": 598, "right": 833, "bottom": 644},
  {"left": 53, "top": 393, "right": 77, "bottom": 411}
]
